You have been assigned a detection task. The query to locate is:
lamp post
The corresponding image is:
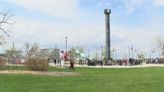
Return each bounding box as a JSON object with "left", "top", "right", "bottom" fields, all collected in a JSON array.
[
  {"left": 135, "top": 49, "right": 137, "bottom": 59},
  {"left": 88, "top": 49, "right": 90, "bottom": 59},
  {"left": 131, "top": 45, "right": 134, "bottom": 59},
  {"left": 65, "top": 36, "right": 68, "bottom": 54},
  {"left": 114, "top": 48, "right": 117, "bottom": 61},
  {"left": 104, "top": 9, "right": 111, "bottom": 62},
  {"left": 150, "top": 50, "right": 155, "bottom": 62},
  {"left": 101, "top": 46, "right": 103, "bottom": 61},
  {"left": 128, "top": 47, "right": 131, "bottom": 59},
  {"left": 112, "top": 48, "right": 117, "bottom": 61}
]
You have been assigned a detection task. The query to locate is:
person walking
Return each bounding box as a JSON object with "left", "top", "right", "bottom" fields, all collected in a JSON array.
[
  {"left": 60, "top": 50, "right": 65, "bottom": 67},
  {"left": 68, "top": 51, "right": 75, "bottom": 70}
]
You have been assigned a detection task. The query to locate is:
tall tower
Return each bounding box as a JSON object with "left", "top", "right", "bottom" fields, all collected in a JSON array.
[{"left": 104, "top": 9, "right": 111, "bottom": 62}]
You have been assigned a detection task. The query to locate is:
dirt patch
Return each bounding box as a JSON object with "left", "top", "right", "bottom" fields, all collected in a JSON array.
[{"left": 0, "top": 70, "right": 79, "bottom": 76}]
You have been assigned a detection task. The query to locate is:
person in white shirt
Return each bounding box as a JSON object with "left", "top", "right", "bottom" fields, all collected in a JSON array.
[{"left": 60, "top": 50, "right": 65, "bottom": 67}]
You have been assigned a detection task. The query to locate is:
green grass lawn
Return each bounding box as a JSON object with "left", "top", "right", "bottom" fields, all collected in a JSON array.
[{"left": 1, "top": 67, "right": 164, "bottom": 92}]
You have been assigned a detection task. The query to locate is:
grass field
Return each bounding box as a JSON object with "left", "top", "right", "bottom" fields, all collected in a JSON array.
[{"left": 1, "top": 67, "right": 164, "bottom": 92}]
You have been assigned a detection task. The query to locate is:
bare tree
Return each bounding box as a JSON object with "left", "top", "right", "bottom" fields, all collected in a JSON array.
[
  {"left": 0, "top": 12, "right": 14, "bottom": 36},
  {"left": 24, "top": 42, "right": 31, "bottom": 57},
  {"left": 0, "top": 35, "right": 6, "bottom": 45},
  {"left": 155, "top": 36, "right": 164, "bottom": 56},
  {"left": 24, "top": 42, "right": 40, "bottom": 58},
  {"left": 6, "top": 42, "right": 22, "bottom": 58}
]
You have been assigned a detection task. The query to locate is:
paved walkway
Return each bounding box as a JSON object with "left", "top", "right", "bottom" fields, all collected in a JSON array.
[
  {"left": 74, "top": 64, "right": 164, "bottom": 68},
  {"left": 8, "top": 63, "right": 164, "bottom": 68},
  {"left": 49, "top": 63, "right": 164, "bottom": 68}
]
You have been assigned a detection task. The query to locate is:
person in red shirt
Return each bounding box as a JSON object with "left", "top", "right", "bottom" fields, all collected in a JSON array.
[{"left": 68, "top": 51, "right": 75, "bottom": 70}]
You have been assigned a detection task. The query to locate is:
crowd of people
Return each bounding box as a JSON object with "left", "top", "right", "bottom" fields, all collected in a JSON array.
[
  {"left": 87, "top": 58, "right": 143, "bottom": 66},
  {"left": 53, "top": 50, "right": 164, "bottom": 68}
]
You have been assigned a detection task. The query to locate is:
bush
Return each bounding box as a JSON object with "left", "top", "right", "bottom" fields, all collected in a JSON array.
[
  {"left": 25, "top": 58, "right": 49, "bottom": 71},
  {"left": 0, "top": 57, "right": 6, "bottom": 70}
]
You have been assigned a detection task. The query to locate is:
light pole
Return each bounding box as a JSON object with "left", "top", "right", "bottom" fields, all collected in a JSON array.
[
  {"left": 112, "top": 48, "right": 117, "bottom": 61},
  {"left": 65, "top": 36, "right": 68, "bottom": 54},
  {"left": 88, "top": 49, "right": 90, "bottom": 59},
  {"left": 104, "top": 9, "right": 111, "bottom": 62},
  {"left": 128, "top": 47, "right": 131, "bottom": 59},
  {"left": 114, "top": 48, "right": 117, "bottom": 61},
  {"left": 135, "top": 49, "right": 137, "bottom": 59},
  {"left": 101, "top": 46, "right": 103, "bottom": 61},
  {"left": 112, "top": 48, "right": 115, "bottom": 61},
  {"left": 131, "top": 45, "right": 134, "bottom": 59},
  {"left": 150, "top": 50, "right": 155, "bottom": 62}
]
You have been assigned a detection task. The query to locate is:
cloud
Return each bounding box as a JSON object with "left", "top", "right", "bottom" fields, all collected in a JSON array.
[
  {"left": 121, "top": 0, "right": 144, "bottom": 13},
  {"left": 110, "top": 25, "right": 164, "bottom": 58},
  {"left": 154, "top": 0, "right": 164, "bottom": 6},
  {"left": 5, "top": 16, "right": 105, "bottom": 50},
  {"left": 6, "top": 0, "right": 79, "bottom": 20},
  {"left": 98, "top": 0, "right": 164, "bottom": 14},
  {"left": 98, "top": 0, "right": 145, "bottom": 14}
]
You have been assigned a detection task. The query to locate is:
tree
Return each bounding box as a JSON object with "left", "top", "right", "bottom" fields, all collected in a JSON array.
[
  {"left": 51, "top": 49, "right": 60, "bottom": 60},
  {"left": 6, "top": 42, "right": 22, "bottom": 58},
  {"left": 0, "top": 36, "right": 6, "bottom": 45},
  {"left": 94, "top": 51, "right": 99, "bottom": 61},
  {"left": 69, "top": 46, "right": 85, "bottom": 59},
  {"left": 5, "top": 42, "right": 22, "bottom": 69},
  {"left": 40, "top": 49, "right": 50, "bottom": 58},
  {"left": 155, "top": 36, "right": 164, "bottom": 56},
  {"left": 24, "top": 42, "right": 31, "bottom": 57},
  {"left": 69, "top": 47, "right": 76, "bottom": 59},
  {"left": 24, "top": 42, "right": 39, "bottom": 58},
  {"left": 0, "top": 12, "right": 14, "bottom": 37}
]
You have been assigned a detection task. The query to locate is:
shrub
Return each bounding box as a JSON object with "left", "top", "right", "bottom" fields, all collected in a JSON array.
[
  {"left": 25, "top": 58, "right": 49, "bottom": 71},
  {"left": 0, "top": 57, "right": 6, "bottom": 70}
]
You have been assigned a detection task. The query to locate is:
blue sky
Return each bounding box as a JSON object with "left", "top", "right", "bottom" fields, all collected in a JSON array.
[{"left": 0, "top": 0, "right": 164, "bottom": 58}]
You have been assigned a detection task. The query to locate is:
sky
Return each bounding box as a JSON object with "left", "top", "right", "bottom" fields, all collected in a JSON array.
[{"left": 0, "top": 0, "right": 164, "bottom": 58}]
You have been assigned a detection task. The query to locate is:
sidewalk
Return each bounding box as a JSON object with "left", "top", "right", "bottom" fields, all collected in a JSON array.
[
  {"left": 49, "top": 63, "right": 164, "bottom": 68},
  {"left": 73, "top": 64, "right": 164, "bottom": 68}
]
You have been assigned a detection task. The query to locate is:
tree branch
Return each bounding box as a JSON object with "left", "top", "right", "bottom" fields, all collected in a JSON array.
[
  {"left": 0, "top": 27, "right": 10, "bottom": 37},
  {"left": 0, "top": 12, "right": 14, "bottom": 37}
]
